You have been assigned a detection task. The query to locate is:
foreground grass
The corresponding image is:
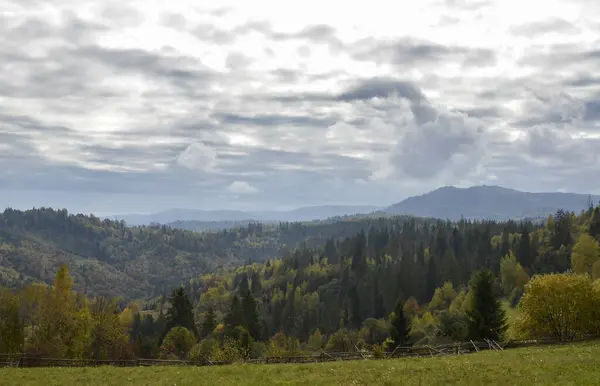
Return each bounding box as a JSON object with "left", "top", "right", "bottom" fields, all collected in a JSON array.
[{"left": 2, "top": 342, "right": 600, "bottom": 386}]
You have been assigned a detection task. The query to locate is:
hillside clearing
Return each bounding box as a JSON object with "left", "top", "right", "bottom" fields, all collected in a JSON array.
[{"left": 2, "top": 341, "right": 600, "bottom": 386}]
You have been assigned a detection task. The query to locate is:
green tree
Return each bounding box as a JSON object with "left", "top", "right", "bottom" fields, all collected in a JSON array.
[
  {"left": 0, "top": 289, "right": 24, "bottom": 354},
  {"left": 466, "top": 270, "right": 507, "bottom": 341},
  {"left": 389, "top": 299, "right": 411, "bottom": 347},
  {"left": 224, "top": 295, "right": 243, "bottom": 336},
  {"left": 163, "top": 287, "right": 198, "bottom": 341},
  {"left": 516, "top": 228, "right": 533, "bottom": 269},
  {"left": 159, "top": 326, "right": 196, "bottom": 359},
  {"left": 307, "top": 328, "right": 323, "bottom": 350},
  {"left": 241, "top": 293, "right": 261, "bottom": 340},
  {"left": 500, "top": 252, "right": 529, "bottom": 296},
  {"left": 201, "top": 306, "right": 217, "bottom": 338}
]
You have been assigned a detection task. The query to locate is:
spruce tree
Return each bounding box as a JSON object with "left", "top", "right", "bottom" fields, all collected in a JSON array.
[
  {"left": 201, "top": 306, "right": 216, "bottom": 338},
  {"left": 466, "top": 270, "right": 507, "bottom": 341},
  {"left": 389, "top": 298, "right": 411, "bottom": 347},
  {"left": 241, "top": 293, "right": 261, "bottom": 340},
  {"left": 516, "top": 227, "right": 532, "bottom": 269},
  {"left": 224, "top": 295, "right": 243, "bottom": 336},
  {"left": 163, "top": 287, "right": 198, "bottom": 341}
]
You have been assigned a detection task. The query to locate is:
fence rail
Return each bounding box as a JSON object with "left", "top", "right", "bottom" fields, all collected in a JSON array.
[{"left": 1, "top": 336, "right": 598, "bottom": 368}]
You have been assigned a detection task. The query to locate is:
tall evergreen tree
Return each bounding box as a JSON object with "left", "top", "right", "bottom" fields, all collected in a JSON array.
[
  {"left": 163, "top": 287, "right": 198, "bottom": 341},
  {"left": 224, "top": 295, "right": 243, "bottom": 336},
  {"left": 389, "top": 298, "right": 411, "bottom": 347},
  {"left": 201, "top": 306, "right": 216, "bottom": 338},
  {"left": 466, "top": 270, "right": 507, "bottom": 341},
  {"left": 516, "top": 227, "right": 533, "bottom": 269},
  {"left": 241, "top": 293, "right": 261, "bottom": 340}
]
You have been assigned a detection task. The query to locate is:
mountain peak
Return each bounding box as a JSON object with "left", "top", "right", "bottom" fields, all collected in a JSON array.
[{"left": 387, "top": 185, "right": 598, "bottom": 221}]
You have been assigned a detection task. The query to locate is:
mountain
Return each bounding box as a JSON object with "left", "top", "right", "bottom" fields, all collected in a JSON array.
[
  {"left": 115, "top": 205, "right": 381, "bottom": 226},
  {"left": 386, "top": 185, "right": 599, "bottom": 220},
  {"left": 112, "top": 209, "right": 255, "bottom": 225}
]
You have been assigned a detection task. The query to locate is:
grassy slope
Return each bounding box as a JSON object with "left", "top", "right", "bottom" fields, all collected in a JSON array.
[{"left": 3, "top": 342, "right": 600, "bottom": 386}]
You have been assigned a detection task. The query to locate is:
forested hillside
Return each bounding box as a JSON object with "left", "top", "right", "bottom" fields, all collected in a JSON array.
[
  {"left": 0, "top": 207, "right": 421, "bottom": 299},
  {"left": 186, "top": 207, "right": 595, "bottom": 341},
  {"left": 2, "top": 206, "right": 600, "bottom": 362}
]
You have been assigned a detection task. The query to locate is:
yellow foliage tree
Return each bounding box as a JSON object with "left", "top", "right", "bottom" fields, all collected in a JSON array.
[
  {"left": 516, "top": 274, "right": 598, "bottom": 341},
  {"left": 500, "top": 252, "right": 530, "bottom": 296},
  {"left": 571, "top": 234, "right": 600, "bottom": 275},
  {"left": 428, "top": 282, "right": 457, "bottom": 311}
]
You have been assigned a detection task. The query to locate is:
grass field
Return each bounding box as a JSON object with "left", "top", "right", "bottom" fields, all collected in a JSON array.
[{"left": 2, "top": 342, "right": 600, "bottom": 386}]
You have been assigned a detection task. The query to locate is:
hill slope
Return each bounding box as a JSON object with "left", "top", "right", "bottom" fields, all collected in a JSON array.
[
  {"left": 386, "top": 185, "right": 599, "bottom": 220},
  {"left": 0, "top": 208, "right": 405, "bottom": 299}
]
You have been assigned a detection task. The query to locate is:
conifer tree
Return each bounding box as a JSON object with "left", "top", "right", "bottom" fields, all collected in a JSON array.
[
  {"left": 241, "top": 293, "right": 261, "bottom": 340},
  {"left": 201, "top": 306, "right": 216, "bottom": 338},
  {"left": 466, "top": 270, "right": 507, "bottom": 341},
  {"left": 389, "top": 298, "right": 411, "bottom": 347},
  {"left": 163, "top": 287, "right": 197, "bottom": 341}
]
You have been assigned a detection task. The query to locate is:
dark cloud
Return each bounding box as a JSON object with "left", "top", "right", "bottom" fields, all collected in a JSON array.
[
  {"left": 337, "top": 78, "right": 425, "bottom": 102},
  {"left": 583, "top": 100, "right": 600, "bottom": 121},
  {"left": 214, "top": 113, "right": 336, "bottom": 128},
  {"left": 352, "top": 37, "right": 496, "bottom": 68}
]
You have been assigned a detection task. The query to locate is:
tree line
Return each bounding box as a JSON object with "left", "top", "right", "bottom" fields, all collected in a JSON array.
[{"left": 1, "top": 205, "right": 600, "bottom": 361}]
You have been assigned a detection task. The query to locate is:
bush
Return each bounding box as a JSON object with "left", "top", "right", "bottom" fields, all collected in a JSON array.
[
  {"left": 159, "top": 326, "right": 196, "bottom": 360},
  {"left": 517, "top": 273, "right": 599, "bottom": 341}
]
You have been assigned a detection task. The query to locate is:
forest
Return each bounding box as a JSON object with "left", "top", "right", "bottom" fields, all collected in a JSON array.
[
  {"left": 1, "top": 205, "right": 600, "bottom": 362},
  {"left": 0, "top": 207, "right": 409, "bottom": 299}
]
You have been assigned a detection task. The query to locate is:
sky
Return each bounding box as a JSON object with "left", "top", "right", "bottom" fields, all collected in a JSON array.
[{"left": 1, "top": 0, "right": 599, "bottom": 215}]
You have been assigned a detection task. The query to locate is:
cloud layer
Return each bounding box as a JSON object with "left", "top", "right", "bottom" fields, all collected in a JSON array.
[{"left": 1, "top": 0, "right": 599, "bottom": 214}]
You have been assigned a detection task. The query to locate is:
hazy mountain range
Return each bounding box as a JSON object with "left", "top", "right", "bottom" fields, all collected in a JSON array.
[{"left": 112, "top": 186, "right": 600, "bottom": 229}]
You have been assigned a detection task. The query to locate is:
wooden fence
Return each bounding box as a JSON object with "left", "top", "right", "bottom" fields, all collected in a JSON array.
[{"left": 1, "top": 336, "right": 597, "bottom": 368}]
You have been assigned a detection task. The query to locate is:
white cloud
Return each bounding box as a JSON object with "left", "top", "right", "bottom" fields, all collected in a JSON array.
[
  {"left": 175, "top": 142, "right": 217, "bottom": 171},
  {"left": 227, "top": 180, "right": 260, "bottom": 194}
]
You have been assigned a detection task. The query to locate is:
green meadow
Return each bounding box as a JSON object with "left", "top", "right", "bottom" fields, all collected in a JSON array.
[{"left": 2, "top": 341, "right": 600, "bottom": 386}]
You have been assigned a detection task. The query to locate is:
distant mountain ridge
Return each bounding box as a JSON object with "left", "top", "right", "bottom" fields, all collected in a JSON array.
[
  {"left": 111, "top": 185, "right": 599, "bottom": 229},
  {"left": 386, "top": 185, "right": 599, "bottom": 221},
  {"left": 115, "top": 205, "right": 381, "bottom": 226}
]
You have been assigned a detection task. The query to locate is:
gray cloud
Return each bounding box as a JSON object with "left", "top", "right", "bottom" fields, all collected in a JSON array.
[
  {"left": 1, "top": 1, "right": 600, "bottom": 213},
  {"left": 214, "top": 113, "right": 337, "bottom": 128},
  {"left": 509, "top": 18, "right": 579, "bottom": 36},
  {"left": 352, "top": 37, "right": 496, "bottom": 68},
  {"left": 583, "top": 100, "right": 600, "bottom": 121},
  {"left": 337, "top": 78, "right": 425, "bottom": 102}
]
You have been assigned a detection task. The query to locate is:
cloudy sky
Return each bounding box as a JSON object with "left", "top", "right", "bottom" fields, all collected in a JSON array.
[{"left": 1, "top": 0, "right": 599, "bottom": 215}]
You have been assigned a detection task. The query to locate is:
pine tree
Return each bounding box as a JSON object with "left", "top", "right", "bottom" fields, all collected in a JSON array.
[
  {"left": 516, "top": 227, "right": 532, "bottom": 269},
  {"left": 466, "top": 270, "right": 507, "bottom": 341},
  {"left": 163, "top": 287, "right": 197, "bottom": 341},
  {"left": 224, "top": 295, "right": 243, "bottom": 336},
  {"left": 241, "top": 293, "right": 261, "bottom": 340},
  {"left": 590, "top": 207, "right": 600, "bottom": 240},
  {"left": 201, "top": 306, "right": 216, "bottom": 338},
  {"left": 389, "top": 298, "right": 411, "bottom": 347}
]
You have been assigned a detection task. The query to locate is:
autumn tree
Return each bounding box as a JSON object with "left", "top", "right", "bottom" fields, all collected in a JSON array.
[
  {"left": 517, "top": 274, "right": 598, "bottom": 341},
  {"left": 500, "top": 252, "right": 529, "bottom": 301},
  {"left": 571, "top": 234, "right": 600, "bottom": 277}
]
